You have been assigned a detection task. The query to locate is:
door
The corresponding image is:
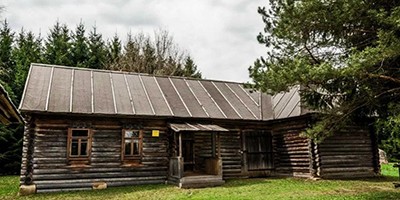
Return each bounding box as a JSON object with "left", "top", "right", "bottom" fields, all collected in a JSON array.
[
  {"left": 181, "top": 133, "right": 195, "bottom": 171},
  {"left": 244, "top": 131, "right": 273, "bottom": 170}
]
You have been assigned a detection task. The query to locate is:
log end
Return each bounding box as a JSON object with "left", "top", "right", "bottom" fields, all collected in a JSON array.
[
  {"left": 92, "top": 182, "right": 107, "bottom": 190},
  {"left": 19, "top": 184, "right": 36, "bottom": 196}
]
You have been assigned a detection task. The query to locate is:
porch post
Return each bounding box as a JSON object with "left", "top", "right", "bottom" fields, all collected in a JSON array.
[
  {"left": 217, "top": 132, "right": 221, "bottom": 158},
  {"left": 179, "top": 131, "right": 182, "bottom": 157},
  {"left": 211, "top": 132, "right": 216, "bottom": 157}
]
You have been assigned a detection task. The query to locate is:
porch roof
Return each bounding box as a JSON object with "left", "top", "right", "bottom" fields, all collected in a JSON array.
[{"left": 168, "top": 123, "right": 229, "bottom": 132}]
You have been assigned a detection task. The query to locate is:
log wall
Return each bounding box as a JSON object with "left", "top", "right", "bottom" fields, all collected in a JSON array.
[
  {"left": 272, "top": 119, "right": 313, "bottom": 178},
  {"left": 22, "top": 116, "right": 169, "bottom": 193},
  {"left": 316, "top": 127, "right": 379, "bottom": 179},
  {"left": 192, "top": 131, "right": 242, "bottom": 179}
]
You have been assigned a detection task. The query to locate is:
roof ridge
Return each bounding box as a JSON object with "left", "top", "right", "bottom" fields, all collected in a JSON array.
[{"left": 30, "top": 63, "right": 249, "bottom": 86}]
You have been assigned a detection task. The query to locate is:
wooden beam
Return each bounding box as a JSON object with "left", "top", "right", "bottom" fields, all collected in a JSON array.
[{"left": 179, "top": 132, "right": 182, "bottom": 157}]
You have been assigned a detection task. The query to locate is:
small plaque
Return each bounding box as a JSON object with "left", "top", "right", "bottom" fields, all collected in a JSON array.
[{"left": 152, "top": 130, "right": 159, "bottom": 137}]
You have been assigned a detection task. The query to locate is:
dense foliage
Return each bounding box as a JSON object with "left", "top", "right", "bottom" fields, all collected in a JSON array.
[
  {"left": 250, "top": 0, "right": 400, "bottom": 159},
  {"left": 0, "top": 20, "right": 202, "bottom": 174}
]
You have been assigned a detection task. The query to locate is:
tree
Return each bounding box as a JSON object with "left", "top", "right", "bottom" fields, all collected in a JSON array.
[
  {"left": 87, "top": 26, "right": 106, "bottom": 69},
  {"left": 107, "top": 30, "right": 202, "bottom": 78},
  {"left": 249, "top": 1, "right": 400, "bottom": 146},
  {"left": 106, "top": 33, "right": 122, "bottom": 68},
  {"left": 70, "top": 22, "right": 89, "bottom": 68},
  {"left": 13, "top": 30, "right": 42, "bottom": 104},
  {"left": 44, "top": 21, "right": 72, "bottom": 66},
  {"left": 181, "top": 56, "right": 202, "bottom": 78},
  {"left": 0, "top": 20, "right": 16, "bottom": 101}
]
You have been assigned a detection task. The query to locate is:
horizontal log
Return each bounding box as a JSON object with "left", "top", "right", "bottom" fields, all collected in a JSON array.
[{"left": 33, "top": 171, "right": 167, "bottom": 180}]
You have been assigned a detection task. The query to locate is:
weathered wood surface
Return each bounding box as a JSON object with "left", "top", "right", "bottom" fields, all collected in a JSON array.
[
  {"left": 24, "top": 116, "right": 169, "bottom": 192},
  {"left": 316, "top": 129, "right": 378, "bottom": 178}
]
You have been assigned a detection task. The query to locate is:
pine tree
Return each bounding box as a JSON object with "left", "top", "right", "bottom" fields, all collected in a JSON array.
[
  {"left": 70, "top": 22, "right": 89, "bottom": 68},
  {"left": 87, "top": 26, "right": 106, "bottom": 69},
  {"left": 44, "top": 21, "right": 72, "bottom": 66}
]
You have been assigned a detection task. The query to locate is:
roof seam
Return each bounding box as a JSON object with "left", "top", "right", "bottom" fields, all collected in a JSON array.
[
  {"left": 139, "top": 75, "right": 155, "bottom": 115},
  {"left": 45, "top": 67, "right": 55, "bottom": 111},
  {"left": 225, "top": 83, "right": 258, "bottom": 119},
  {"left": 277, "top": 87, "right": 299, "bottom": 118},
  {"left": 109, "top": 72, "right": 118, "bottom": 114},
  {"left": 238, "top": 85, "right": 260, "bottom": 107},
  {"left": 212, "top": 81, "right": 243, "bottom": 119},
  {"left": 69, "top": 69, "right": 74, "bottom": 113},
  {"left": 18, "top": 64, "right": 33, "bottom": 110},
  {"left": 90, "top": 71, "right": 94, "bottom": 113},
  {"left": 169, "top": 77, "right": 192, "bottom": 117},
  {"left": 154, "top": 77, "right": 174, "bottom": 116},
  {"left": 123, "top": 74, "right": 136, "bottom": 114},
  {"left": 198, "top": 80, "right": 227, "bottom": 118},
  {"left": 184, "top": 79, "right": 210, "bottom": 118}
]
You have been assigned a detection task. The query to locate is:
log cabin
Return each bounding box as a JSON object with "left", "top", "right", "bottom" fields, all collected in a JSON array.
[{"left": 18, "top": 63, "right": 380, "bottom": 194}]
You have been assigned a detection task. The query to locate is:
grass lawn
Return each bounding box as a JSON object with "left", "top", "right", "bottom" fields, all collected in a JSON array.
[{"left": 1, "top": 164, "right": 399, "bottom": 200}]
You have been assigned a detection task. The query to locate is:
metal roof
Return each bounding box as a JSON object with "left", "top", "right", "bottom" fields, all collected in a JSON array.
[
  {"left": 272, "top": 85, "right": 308, "bottom": 119},
  {"left": 19, "top": 63, "right": 277, "bottom": 121},
  {"left": 168, "top": 123, "right": 229, "bottom": 132}
]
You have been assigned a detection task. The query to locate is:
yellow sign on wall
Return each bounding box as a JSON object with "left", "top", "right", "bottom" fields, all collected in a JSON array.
[{"left": 152, "top": 130, "right": 159, "bottom": 137}]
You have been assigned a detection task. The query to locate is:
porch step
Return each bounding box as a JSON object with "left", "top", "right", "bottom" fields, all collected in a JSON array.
[{"left": 179, "top": 175, "right": 225, "bottom": 189}]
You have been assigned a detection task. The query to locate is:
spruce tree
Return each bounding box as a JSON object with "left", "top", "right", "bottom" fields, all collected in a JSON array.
[
  {"left": 44, "top": 21, "right": 72, "bottom": 66},
  {"left": 87, "top": 26, "right": 106, "bottom": 69},
  {"left": 0, "top": 20, "right": 16, "bottom": 101},
  {"left": 13, "top": 30, "right": 42, "bottom": 104},
  {"left": 70, "top": 22, "right": 89, "bottom": 68}
]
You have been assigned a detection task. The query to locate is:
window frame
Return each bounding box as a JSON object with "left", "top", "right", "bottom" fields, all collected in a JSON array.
[
  {"left": 67, "top": 128, "right": 92, "bottom": 162},
  {"left": 121, "top": 129, "right": 143, "bottom": 161}
]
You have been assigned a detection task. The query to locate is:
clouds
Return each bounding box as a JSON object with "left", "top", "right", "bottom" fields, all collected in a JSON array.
[{"left": 2, "top": 0, "right": 266, "bottom": 82}]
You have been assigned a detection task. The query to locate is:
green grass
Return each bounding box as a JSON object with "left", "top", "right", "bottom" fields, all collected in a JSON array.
[{"left": 1, "top": 164, "right": 399, "bottom": 200}]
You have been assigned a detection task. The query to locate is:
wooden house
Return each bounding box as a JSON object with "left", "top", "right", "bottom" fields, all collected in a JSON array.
[{"left": 19, "top": 63, "right": 380, "bottom": 194}]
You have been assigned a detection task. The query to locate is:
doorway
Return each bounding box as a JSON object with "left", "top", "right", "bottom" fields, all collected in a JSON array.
[{"left": 181, "top": 133, "right": 195, "bottom": 172}]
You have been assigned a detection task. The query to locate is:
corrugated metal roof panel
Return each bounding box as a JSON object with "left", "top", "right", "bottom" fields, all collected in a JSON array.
[
  {"left": 20, "top": 64, "right": 301, "bottom": 121},
  {"left": 227, "top": 84, "right": 260, "bottom": 119},
  {"left": 126, "top": 74, "right": 153, "bottom": 115},
  {"left": 213, "top": 82, "right": 256, "bottom": 120},
  {"left": 156, "top": 77, "right": 191, "bottom": 117},
  {"left": 20, "top": 65, "right": 52, "bottom": 111},
  {"left": 201, "top": 81, "right": 240, "bottom": 119},
  {"left": 141, "top": 76, "right": 171, "bottom": 116},
  {"left": 185, "top": 80, "right": 226, "bottom": 119},
  {"left": 48, "top": 67, "right": 71, "bottom": 112},
  {"left": 171, "top": 78, "right": 208, "bottom": 118},
  {"left": 111, "top": 73, "right": 134, "bottom": 115},
  {"left": 72, "top": 69, "right": 92, "bottom": 113},
  {"left": 93, "top": 71, "right": 115, "bottom": 114},
  {"left": 168, "top": 123, "right": 229, "bottom": 132}
]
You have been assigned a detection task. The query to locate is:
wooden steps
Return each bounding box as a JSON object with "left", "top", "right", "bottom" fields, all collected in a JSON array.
[{"left": 168, "top": 175, "right": 225, "bottom": 188}]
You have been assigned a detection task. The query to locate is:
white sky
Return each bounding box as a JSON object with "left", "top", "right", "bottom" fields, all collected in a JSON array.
[{"left": 1, "top": 0, "right": 267, "bottom": 82}]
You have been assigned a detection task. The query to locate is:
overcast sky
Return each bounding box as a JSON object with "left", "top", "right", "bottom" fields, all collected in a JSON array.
[{"left": 1, "top": 0, "right": 267, "bottom": 82}]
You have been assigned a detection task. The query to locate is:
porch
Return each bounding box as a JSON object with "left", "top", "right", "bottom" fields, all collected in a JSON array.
[{"left": 167, "top": 123, "right": 227, "bottom": 188}]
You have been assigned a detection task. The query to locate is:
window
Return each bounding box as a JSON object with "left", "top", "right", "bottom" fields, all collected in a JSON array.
[
  {"left": 122, "top": 129, "right": 142, "bottom": 160},
  {"left": 68, "top": 129, "right": 91, "bottom": 161}
]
